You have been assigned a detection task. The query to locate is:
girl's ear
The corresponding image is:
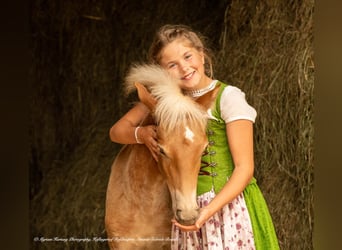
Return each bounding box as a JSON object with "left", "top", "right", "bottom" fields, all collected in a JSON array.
[
  {"left": 197, "top": 48, "right": 205, "bottom": 64},
  {"left": 201, "top": 51, "right": 205, "bottom": 65},
  {"left": 135, "top": 82, "right": 157, "bottom": 111}
]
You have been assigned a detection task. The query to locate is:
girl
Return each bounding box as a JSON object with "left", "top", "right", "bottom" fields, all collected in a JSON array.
[{"left": 109, "top": 24, "right": 280, "bottom": 249}]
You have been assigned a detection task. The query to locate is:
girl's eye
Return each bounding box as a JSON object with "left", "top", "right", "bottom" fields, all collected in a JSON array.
[
  {"left": 168, "top": 63, "right": 176, "bottom": 69},
  {"left": 185, "top": 54, "right": 192, "bottom": 60}
]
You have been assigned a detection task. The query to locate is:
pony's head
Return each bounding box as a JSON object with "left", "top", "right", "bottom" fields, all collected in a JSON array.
[{"left": 125, "top": 64, "right": 218, "bottom": 225}]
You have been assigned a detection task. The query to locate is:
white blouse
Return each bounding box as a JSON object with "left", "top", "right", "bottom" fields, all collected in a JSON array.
[{"left": 219, "top": 85, "right": 257, "bottom": 123}]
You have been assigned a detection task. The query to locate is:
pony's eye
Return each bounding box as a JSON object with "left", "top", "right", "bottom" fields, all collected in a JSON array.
[
  {"left": 159, "top": 146, "right": 166, "bottom": 155},
  {"left": 158, "top": 145, "right": 167, "bottom": 157}
]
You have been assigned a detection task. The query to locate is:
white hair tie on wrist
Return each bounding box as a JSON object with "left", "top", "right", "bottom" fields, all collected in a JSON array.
[{"left": 134, "top": 126, "right": 143, "bottom": 144}]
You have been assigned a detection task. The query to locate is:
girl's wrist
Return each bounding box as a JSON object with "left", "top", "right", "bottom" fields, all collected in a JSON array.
[
  {"left": 202, "top": 203, "right": 218, "bottom": 221},
  {"left": 134, "top": 126, "right": 144, "bottom": 144}
]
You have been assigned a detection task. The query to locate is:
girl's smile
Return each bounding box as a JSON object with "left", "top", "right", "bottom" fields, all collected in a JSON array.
[{"left": 182, "top": 71, "right": 195, "bottom": 80}]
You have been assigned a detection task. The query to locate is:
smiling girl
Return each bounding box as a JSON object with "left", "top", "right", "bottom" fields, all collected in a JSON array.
[{"left": 109, "top": 24, "right": 279, "bottom": 249}]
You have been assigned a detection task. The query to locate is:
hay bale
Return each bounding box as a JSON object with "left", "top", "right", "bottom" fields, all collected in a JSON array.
[{"left": 216, "top": 0, "right": 314, "bottom": 249}]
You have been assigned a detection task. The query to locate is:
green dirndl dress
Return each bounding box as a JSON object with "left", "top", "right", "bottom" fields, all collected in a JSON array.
[{"left": 198, "top": 81, "right": 280, "bottom": 249}]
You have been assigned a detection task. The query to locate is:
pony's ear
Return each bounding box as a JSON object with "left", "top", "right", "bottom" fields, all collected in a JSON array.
[
  {"left": 195, "top": 84, "right": 221, "bottom": 110},
  {"left": 135, "top": 82, "right": 157, "bottom": 111}
]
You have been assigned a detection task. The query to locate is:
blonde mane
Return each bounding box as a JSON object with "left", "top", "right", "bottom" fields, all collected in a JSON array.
[{"left": 125, "top": 64, "right": 208, "bottom": 133}]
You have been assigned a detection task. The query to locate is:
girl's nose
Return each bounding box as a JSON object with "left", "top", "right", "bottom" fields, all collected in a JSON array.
[{"left": 179, "top": 61, "right": 189, "bottom": 72}]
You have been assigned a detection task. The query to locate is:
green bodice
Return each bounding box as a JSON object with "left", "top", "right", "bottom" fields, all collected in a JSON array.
[{"left": 197, "top": 82, "right": 256, "bottom": 196}]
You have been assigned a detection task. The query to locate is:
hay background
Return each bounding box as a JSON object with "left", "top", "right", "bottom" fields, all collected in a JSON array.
[{"left": 29, "top": 0, "right": 313, "bottom": 249}]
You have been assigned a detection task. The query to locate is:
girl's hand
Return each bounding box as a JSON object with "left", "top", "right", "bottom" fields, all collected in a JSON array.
[
  {"left": 138, "top": 125, "right": 159, "bottom": 161},
  {"left": 171, "top": 218, "right": 200, "bottom": 232}
]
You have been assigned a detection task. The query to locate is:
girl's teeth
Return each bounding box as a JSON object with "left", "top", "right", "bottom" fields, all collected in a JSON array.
[{"left": 184, "top": 72, "right": 194, "bottom": 79}]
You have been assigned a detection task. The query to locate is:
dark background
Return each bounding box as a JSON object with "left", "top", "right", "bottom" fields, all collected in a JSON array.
[{"left": 26, "top": 0, "right": 316, "bottom": 249}]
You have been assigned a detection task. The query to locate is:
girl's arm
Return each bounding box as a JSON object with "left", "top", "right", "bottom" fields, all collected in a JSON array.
[
  {"left": 173, "top": 119, "right": 254, "bottom": 230},
  {"left": 109, "top": 102, "right": 159, "bottom": 160}
]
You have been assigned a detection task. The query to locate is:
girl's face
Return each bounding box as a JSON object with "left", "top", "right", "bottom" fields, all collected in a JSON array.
[{"left": 159, "top": 39, "right": 211, "bottom": 91}]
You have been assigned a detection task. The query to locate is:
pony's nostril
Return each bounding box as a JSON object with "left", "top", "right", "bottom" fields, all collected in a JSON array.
[{"left": 175, "top": 208, "right": 199, "bottom": 226}]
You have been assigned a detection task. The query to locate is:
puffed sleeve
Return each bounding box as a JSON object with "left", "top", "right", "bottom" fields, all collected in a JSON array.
[{"left": 220, "top": 85, "right": 257, "bottom": 123}]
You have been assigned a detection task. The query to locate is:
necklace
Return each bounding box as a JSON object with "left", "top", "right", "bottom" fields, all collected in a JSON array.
[{"left": 184, "top": 80, "right": 218, "bottom": 97}]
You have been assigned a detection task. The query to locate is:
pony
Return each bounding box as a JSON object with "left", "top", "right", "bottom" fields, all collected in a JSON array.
[{"left": 105, "top": 64, "right": 220, "bottom": 249}]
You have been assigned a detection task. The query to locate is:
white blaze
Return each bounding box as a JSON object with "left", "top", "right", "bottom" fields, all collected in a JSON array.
[{"left": 185, "top": 126, "right": 194, "bottom": 142}]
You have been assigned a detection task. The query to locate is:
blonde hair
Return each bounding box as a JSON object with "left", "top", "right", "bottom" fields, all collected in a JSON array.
[
  {"left": 125, "top": 64, "right": 208, "bottom": 134},
  {"left": 148, "top": 24, "right": 214, "bottom": 78}
]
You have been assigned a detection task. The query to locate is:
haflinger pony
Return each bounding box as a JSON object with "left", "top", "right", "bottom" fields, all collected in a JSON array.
[{"left": 105, "top": 64, "right": 220, "bottom": 249}]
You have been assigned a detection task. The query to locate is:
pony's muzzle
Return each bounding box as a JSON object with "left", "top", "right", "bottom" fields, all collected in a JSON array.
[{"left": 176, "top": 208, "right": 199, "bottom": 226}]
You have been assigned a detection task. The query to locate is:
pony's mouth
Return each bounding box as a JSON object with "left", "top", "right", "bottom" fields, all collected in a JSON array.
[
  {"left": 175, "top": 208, "right": 199, "bottom": 226},
  {"left": 175, "top": 217, "right": 197, "bottom": 226}
]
